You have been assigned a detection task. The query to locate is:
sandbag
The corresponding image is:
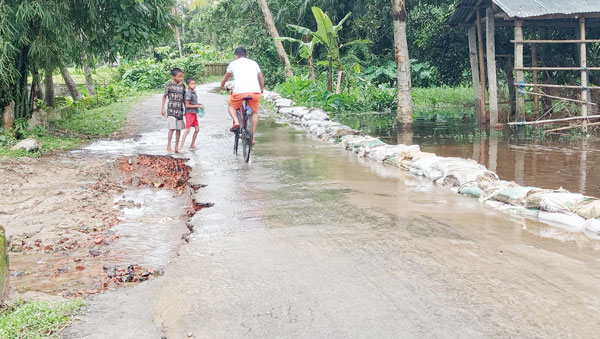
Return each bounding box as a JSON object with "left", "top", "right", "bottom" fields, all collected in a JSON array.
[
  {"left": 275, "top": 98, "right": 293, "bottom": 107},
  {"left": 584, "top": 219, "right": 600, "bottom": 238},
  {"left": 302, "top": 109, "right": 329, "bottom": 121},
  {"left": 367, "top": 145, "right": 407, "bottom": 162},
  {"left": 493, "top": 186, "right": 536, "bottom": 206},
  {"left": 341, "top": 135, "right": 365, "bottom": 150},
  {"left": 410, "top": 156, "right": 442, "bottom": 180},
  {"left": 478, "top": 180, "right": 520, "bottom": 202},
  {"left": 538, "top": 211, "right": 586, "bottom": 232},
  {"left": 443, "top": 169, "right": 498, "bottom": 187},
  {"left": 573, "top": 198, "right": 600, "bottom": 219},
  {"left": 538, "top": 192, "right": 585, "bottom": 213},
  {"left": 458, "top": 182, "right": 482, "bottom": 198}
]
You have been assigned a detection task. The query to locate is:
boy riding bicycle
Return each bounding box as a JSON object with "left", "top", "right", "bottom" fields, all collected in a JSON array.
[{"left": 220, "top": 46, "right": 264, "bottom": 145}]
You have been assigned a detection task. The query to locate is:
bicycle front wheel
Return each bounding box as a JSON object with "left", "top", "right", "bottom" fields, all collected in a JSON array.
[{"left": 233, "top": 130, "right": 240, "bottom": 155}]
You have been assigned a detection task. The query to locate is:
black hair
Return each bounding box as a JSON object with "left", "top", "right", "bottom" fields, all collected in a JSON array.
[
  {"left": 234, "top": 46, "right": 247, "bottom": 58},
  {"left": 171, "top": 68, "right": 183, "bottom": 76},
  {"left": 186, "top": 77, "right": 196, "bottom": 85}
]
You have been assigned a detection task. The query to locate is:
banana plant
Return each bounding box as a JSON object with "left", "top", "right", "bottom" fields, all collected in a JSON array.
[
  {"left": 303, "top": 7, "right": 370, "bottom": 92},
  {"left": 276, "top": 26, "right": 320, "bottom": 84}
]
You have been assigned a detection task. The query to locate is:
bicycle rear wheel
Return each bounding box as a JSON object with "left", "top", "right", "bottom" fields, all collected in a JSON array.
[{"left": 242, "top": 115, "right": 253, "bottom": 163}]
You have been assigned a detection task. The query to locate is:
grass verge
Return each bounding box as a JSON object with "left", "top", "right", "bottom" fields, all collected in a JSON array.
[
  {"left": 0, "top": 90, "right": 156, "bottom": 159},
  {"left": 0, "top": 299, "right": 85, "bottom": 338}
]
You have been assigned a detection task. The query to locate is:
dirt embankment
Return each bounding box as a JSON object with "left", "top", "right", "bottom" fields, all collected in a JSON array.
[{"left": 0, "top": 154, "right": 198, "bottom": 298}]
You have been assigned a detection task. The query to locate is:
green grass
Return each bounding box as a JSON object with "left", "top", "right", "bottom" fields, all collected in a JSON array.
[
  {"left": 51, "top": 90, "right": 155, "bottom": 136},
  {"left": 0, "top": 299, "right": 85, "bottom": 338},
  {"left": 1, "top": 90, "right": 156, "bottom": 159},
  {"left": 29, "top": 66, "right": 118, "bottom": 87},
  {"left": 412, "top": 87, "right": 474, "bottom": 107}
]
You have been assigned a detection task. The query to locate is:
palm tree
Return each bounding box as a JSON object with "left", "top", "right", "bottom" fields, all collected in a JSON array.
[{"left": 258, "top": 0, "right": 294, "bottom": 79}]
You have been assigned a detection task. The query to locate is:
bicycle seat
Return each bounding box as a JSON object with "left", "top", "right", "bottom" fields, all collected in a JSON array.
[{"left": 243, "top": 96, "right": 253, "bottom": 100}]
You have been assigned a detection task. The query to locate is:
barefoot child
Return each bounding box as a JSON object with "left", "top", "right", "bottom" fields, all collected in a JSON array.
[
  {"left": 179, "top": 77, "right": 203, "bottom": 151},
  {"left": 161, "top": 68, "right": 186, "bottom": 153}
]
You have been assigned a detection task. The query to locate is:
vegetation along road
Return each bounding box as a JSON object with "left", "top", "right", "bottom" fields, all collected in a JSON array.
[{"left": 1, "top": 0, "right": 600, "bottom": 338}]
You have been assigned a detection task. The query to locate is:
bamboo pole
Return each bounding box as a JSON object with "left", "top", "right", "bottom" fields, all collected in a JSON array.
[
  {"left": 468, "top": 26, "right": 482, "bottom": 122},
  {"left": 531, "top": 28, "right": 540, "bottom": 118},
  {"left": 511, "top": 39, "right": 600, "bottom": 44},
  {"left": 514, "top": 20, "right": 525, "bottom": 122},
  {"left": 545, "top": 121, "right": 600, "bottom": 133},
  {"left": 514, "top": 66, "right": 600, "bottom": 71},
  {"left": 476, "top": 9, "right": 487, "bottom": 122},
  {"left": 486, "top": 7, "right": 498, "bottom": 125},
  {"left": 519, "top": 90, "right": 597, "bottom": 105},
  {"left": 507, "top": 114, "right": 600, "bottom": 126},
  {"left": 579, "top": 17, "right": 590, "bottom": 133},
  {"left": 514, "top": 83, "right": 600, "bottom": 90}
]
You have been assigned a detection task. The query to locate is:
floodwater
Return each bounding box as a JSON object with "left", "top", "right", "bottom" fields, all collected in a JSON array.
[
  {"left": 65, "top": 86, "right": 600, "bottom": 338},
  {"left": 336, "top": 112, "right": 600, "bottom": 197}
]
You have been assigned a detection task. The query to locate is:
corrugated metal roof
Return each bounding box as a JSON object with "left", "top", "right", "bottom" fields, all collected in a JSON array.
[
  {"left": 495, "top": 0, "right": 600, "bottom": 18},
  {"left": 449, "top": 0, "right": 600, "bottom": 26}
]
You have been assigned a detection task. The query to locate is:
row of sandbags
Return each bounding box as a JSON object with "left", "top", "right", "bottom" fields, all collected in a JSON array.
[{"left": 263, "top": 91, "right": 600, "bottom": 238}]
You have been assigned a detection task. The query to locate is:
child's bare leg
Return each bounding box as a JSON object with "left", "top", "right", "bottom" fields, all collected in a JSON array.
[
  {"left": 180, "top": 128, "right": 190, "bottom": 150},
  {"left": 175, "top": 130, "right": 182, "bottom": 153},
  {"left": 167, "top": 129, "right": 174, "bottom": 152},
  {"left": 190, "top": 126, "right": 199, "bottom": 150}
]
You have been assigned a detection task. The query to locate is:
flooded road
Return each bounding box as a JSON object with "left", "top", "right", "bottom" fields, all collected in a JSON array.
[
  {"left": 68, "top": 86, "right": 600, "bottom": 338},
  {"left": 338, "top": 113, "right": 600, "bottom": 197}
]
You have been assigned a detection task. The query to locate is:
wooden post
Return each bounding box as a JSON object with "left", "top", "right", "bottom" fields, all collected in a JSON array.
[
  {"left": 579, "top": 17, "right": 589, "bottom": 134},
  {"left": 486, "top": 7, "right": 499, "bottom": 125},
  {"left": 531, "top": 28, "right": 540, "bottom": 118},
  {"left": 468, "top": 26, "right": 482, "bottom": 122},
  {"left": 1, "top": 101, "right": 15, "bottom": 130},
  {"left": 514, "top": 20, "right": 525, "bottom": 122},
  {"left": 476, "top": 9, "right": 487, "bottom": 122}
]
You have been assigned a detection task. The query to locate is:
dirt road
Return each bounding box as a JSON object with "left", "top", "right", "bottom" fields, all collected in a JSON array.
[{"left": 65, "top": 84, "right": 600, "bottom": 338}]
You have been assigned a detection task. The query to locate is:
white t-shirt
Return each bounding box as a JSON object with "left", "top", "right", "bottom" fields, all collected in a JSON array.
[{"left": 226, "top": 57, "right": 262, "bottom": 93}]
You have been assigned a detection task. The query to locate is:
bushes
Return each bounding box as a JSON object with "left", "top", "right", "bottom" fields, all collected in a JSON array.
[{"left": 119, "top": 55, "right": 208, "bottom": 90}]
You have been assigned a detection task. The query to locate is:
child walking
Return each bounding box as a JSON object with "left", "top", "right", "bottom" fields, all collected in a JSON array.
[
  {"left": 161, "top": 68, "right": 186, "bottom": 153},
  {"left": 179, "top": 77, "right": 203, "bottom": 151}
]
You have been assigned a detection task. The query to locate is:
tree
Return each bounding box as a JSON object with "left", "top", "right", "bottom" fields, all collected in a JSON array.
[
  {"left": 391, "top": 0, "right": 413, "bottom": 126},
  {"left": 258, "top": 0, "right": 294, "bottom": 79},
  {"left": 277, "top": 28, "right": 320, "bottom": 83},
  {"left": 0, "top": 0, "right": 175, "bottom": 127}
]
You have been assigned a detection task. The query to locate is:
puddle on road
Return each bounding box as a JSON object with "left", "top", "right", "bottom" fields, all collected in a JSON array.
[{"left": 110, "top": 189, "right": 190, "bottom": 268}]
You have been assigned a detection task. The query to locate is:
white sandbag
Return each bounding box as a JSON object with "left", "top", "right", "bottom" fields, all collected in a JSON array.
[
  {"left": 302, "top": 109, "right": 329, "bottom": 121},
  {"left": 443, "top": 168, "right": 498, "bottom": 187},
  {"left": 538, "top": 211, "right": 586, "bottom": 232},
  {"left": 584, "top": 219, "right": 600, "bottom": 238},
  {"left": 539, "top": 192, "right": 585, "bottom": 213},
  {"left": 290, "top": 107, "right": 310, "bottom": 118},
  {"left": 410, "top": 156, "right": 443, "bottom": 180},
  {"left": 275, "top": 98, "right": 293, "bottom": 107},
  {"left": 573, "top": 198, "right": 600, "bottom": 219},
  {"left": 367, "top": 145, "right": 407, "bottom": 162},
  {"left": 278, "top": 107, "right": 295, "bottom": 115},
  {"left": 478, "top": 180, "right": 520, "bottom": 202}
]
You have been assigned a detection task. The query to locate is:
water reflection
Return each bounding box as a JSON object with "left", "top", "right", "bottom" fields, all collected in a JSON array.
[{"left": 334, "top": 112, "right": 599, "bottom": 197}]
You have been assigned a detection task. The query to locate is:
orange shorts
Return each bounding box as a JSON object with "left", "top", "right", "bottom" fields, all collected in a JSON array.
[{"left": 229, "top": 92, "right": 262, "bottom": 115}]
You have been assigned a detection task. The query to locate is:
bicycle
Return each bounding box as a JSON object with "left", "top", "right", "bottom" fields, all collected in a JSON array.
[{"left": 232, "top": 96, "right": 254, "bottom": 163}]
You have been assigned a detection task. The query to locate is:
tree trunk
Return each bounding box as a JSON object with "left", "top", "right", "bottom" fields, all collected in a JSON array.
[
  {"left": 391, "top": 0, "right": 413, "bottom": 126},
  {"left": 30, "top": 69, "right": 40, "bottom": 111},
  {"left": 327, "top": 58, "right": 333, "bottom": 91},
  {"left": 83, "top": 54, "right": 96, "bottom": 96},
  {"left": 44, "top": 68, "right": 56, "bottom": 108},
  {"left": 60, "top": 64, "right": 81, "bottom": 101},
  {"left": 2, "top": 101, "right": 15, "bottom": 130},
  {"left": 309, "top": 53, "right": 316, "bottom": 84},
  {"left": 502, "top": 59, "right": 516, "bottom": 121},
  {"left": 258, "top": 0, "right": 293, "bottom": 79},
  {"left": 335, "top": 70, "right": 344, "bottom": 94},
  {"left": 171, "top": 7, "right": 183, "bottom": 57}
]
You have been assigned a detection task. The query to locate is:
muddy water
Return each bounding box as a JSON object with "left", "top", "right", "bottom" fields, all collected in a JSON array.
[
  {"left": 110, "top": 189, "right": 189, "bottom": 268},
  {"left": 336, "top": 113, "right": 600, "bottom": 197},
  {"left": 66, "top": 85, "right": 600, "bottom": 338}
]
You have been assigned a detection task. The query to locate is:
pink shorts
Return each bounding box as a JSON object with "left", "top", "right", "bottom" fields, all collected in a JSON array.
[{"left": 185, "top": 113, "right": 199, "bottom": 129}]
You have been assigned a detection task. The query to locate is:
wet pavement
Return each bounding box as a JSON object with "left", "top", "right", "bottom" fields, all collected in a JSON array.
[{"left": 67, "top": 84, "right": 600, "bottom": 338}]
